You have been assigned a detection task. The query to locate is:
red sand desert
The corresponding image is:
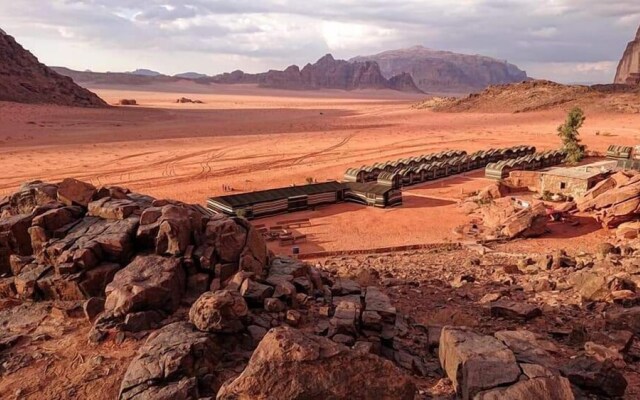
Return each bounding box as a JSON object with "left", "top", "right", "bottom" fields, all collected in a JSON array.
[{"left": 1, "top": 83, "right": 638, "bottom": 254}]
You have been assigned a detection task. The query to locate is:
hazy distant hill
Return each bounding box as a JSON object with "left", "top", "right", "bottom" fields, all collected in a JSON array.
[
  {"left": 174, "top": 72, "right": 208, "bottom": 79},
  {"left": 351, "top": 45, "right": 528, "bottom": 93},
  {"left": 0, "top": 30, "right": 105, "bottom": 106},
  {"left": 52, "top": 67, "right": 182, "bottom": 86},
  {"left": 129, "top": 68, "right": 162, "bottom": 77}
]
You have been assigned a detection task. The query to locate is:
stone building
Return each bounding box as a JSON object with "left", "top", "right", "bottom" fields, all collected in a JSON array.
[{"left": 540, "top": 166, "right": 608, "bottom": 198}]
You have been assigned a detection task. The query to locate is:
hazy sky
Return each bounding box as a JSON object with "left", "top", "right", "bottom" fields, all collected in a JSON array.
[{"left": 1, "top": 1, "right": 639, "bottom": 83}]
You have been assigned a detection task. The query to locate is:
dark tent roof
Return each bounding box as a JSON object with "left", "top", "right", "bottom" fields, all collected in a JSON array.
[
  {"left": 209, "top": 181, "right": 346, "bottom": 208},
  {"left": 346, "top": 182, "right": 395, "bottom": 195}
]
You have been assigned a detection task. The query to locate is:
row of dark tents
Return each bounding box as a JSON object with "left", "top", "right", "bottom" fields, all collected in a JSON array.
[
  {"left": 484, "top": 149, "right": 567, "bottom": 180},
  {"left": 344, "top": 145, "right": 536, "bottom": 186}
]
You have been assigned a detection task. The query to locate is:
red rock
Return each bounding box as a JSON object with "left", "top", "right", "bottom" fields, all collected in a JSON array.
[
  {"left": 216, "top": 326, "right": 416, "bottom": 400},
  {"left": 118, "top": 322, "right": 221, "bottom": 400},
  {"left": 88, "top": 198, "right": 139, "bottom": 220},
  {"left": 188, "top": 290, "right": 248, "bottom": 333},
  {"left": 104, "top": 255, "right": 185, "bottom": 317},
  {"left": 439, "top": 326, "right": 520, "bottom": 400},
  {"left": 475, "top": 376, "right": 574, "bottom": 400},
  {"left": 57, "top": 178, "right": 96, "bottom": 208}
]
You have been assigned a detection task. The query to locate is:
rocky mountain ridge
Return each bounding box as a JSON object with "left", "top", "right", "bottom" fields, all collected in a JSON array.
[
  {"left": 0, "top": 30, "right": 106, "bottom": 107},
  {"left": 54, "top": 54, "right": 424, "bottom": 93},
  {"left": 203, "top": 54, "right": 423, "bottom": 93},
  {"left": 352, "top": 45, "right": 528, "bottom": 94}
]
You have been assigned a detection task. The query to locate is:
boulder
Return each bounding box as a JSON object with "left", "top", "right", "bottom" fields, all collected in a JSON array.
[
  {"left": 616, "top": 220, "right": 640, "bottom": 239},
  {"left": 188, "top": 290, "right": 248, "bottom": 333},
  {"left": 14, "top": 264, "right": 51, "bottom": 299},
  {"left": 439, "top": 326, "right": 520, "bottom": 400},
  {"left": 494, "top": 330, "right": 561, "bottom": 370},
  {"left": 501, "top": 203, "right": 548, "bottom": 239},
  {"left": 118, "top": 322, "right": 221, "bottom": 400},
  {"left": 573, "top": 272, "right": 636, "bottom": 303},
  {"left": 331, "top": 278, "right": 361, "bottom": 295},
  {"left": 474, "top": 376, "right": 574, "bottom": 400},
  {"left": 57, "top": 178, "right": 96, "bottom": 207},
  {"left": 88, "top": 198, "right": 140, "bottom": 220},
  {"left": 240, "top": 279, "right": 274, "bottom": 307},
  {"left": 84, "top": 297, "right": 105, "bottom": 322},
  {"left": 605, "top": 306, "right": 640, "bottom": 333},
  {"left": 155, "top": 205, "right": 193, "bottom": 256},
  {"left": 216, "top": 326, "right": 416, "bottom": 400},
  {"left": 31, "top": 205, "right": 83, "bottom": 232},
  {"left": 104, "top": 255, "right": 185, "bottom": 317},
  {"left": 37, "top": 272, "right": 86, "bottom": 300},
  {"left": 8, "top": 181, "right": 58, "bottom": 214},
  {"left": 560, "top": 356, "right": 627, "bottom": 398},
  {"left": 205, "top": 216, "right": 246, "bottom": 263},
  {"left": 490, "top": 301, "right": 542, "bottom": 321}
]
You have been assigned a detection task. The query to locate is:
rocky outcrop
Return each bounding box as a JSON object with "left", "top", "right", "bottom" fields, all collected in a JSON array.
[
  {"left": 577, "top": 170, "right": 640, "bottom": 228},
  {"left": 480, "top": 198, "right": 548, "bottom": 239},
  {"left": 614, "top": 26, "right": 640, "bottom": 85},
  {"left": 118, "top": 322, "right": 222, "bottom": 400},
  {"left": 205, "top": 54, "right": 422, "bottom": 93},
  {"left": 0, "top": 30, "right": 106, "bottom": 107},
  {"left": 0, "top": 179, "right": 271, "bottom": 337},
  {"left": 217, "top": 326, "right": 416, "bottom": 399},
  {"left": 351, "top": 45, "right": 528, "bottom": 93}
]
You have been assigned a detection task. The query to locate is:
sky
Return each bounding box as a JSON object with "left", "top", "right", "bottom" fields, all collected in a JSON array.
[{"left": 0, "top": 0, "right": 639, "bottom": 84}]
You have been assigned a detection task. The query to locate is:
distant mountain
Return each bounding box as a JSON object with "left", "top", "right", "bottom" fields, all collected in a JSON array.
[
  {"left": 202, "top": 54, "right": 423, "bottom": 93},
  {"left": 129, "top": 68, "right": 162, "bottom": 77},
  {"left": 52, "top": 67, "right": 182, "bottom": 86},
  {"left": 174, "top": 72, "right": 208, "bottom": 79},
  {"left": 0, "top": 30, "right": 106, "bottom": 107},
  {"left": 351, "top": 46, "right": 528, "bottom": 93},
  {"left": 615, "top": 25, "right": 640, "bottom": 85}
]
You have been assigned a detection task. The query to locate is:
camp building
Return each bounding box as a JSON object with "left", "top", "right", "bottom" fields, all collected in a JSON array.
[{"left": 540, "top": 163, "right": 612, "bottom": 198}]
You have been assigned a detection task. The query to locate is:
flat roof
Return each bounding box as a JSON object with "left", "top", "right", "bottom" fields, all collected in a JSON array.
[
  {"left": 541, "top": 167, "right": 605, "bottom": 180},
  {"left": 208, "top": 181, "right": 346, "bottom": 208}
]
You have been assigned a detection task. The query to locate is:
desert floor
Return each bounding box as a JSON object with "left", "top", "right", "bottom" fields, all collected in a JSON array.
[{"left": 1, "top": 82, "right": 639, "bottom": 254}]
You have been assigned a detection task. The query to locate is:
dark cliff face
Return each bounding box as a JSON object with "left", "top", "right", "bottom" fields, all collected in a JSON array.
[
  {"left": 614, "top": 26, "right": 640, "bottom": 85},
  {"left": 0, "top": 30, "right": 106, "bottom": 107},
  {"left": 206, "top": 54, "right": 422, "bottom": 93},
  {"left": 351, "top": 46, "right": 528, "bottom": 93}
]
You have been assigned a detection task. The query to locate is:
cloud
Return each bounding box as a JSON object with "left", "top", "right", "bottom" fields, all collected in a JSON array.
[{"left": 0, "top": 0, "right": 637, "bottom": 83}]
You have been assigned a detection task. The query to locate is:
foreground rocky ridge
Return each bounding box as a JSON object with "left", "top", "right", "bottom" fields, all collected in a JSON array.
[
  {"left": 0, "top": 30, "right": 106, "bottom": 107},
  {"left": 1, "top": 179, "right": 639, "bottom": 398}
]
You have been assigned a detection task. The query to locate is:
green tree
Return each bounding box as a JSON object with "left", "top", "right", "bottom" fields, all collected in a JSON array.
[{"left": 557, "top": 107, "right": 586, "bottom": 164}]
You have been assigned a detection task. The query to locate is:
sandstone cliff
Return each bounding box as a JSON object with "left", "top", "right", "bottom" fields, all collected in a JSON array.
[
  {"left": 0, "top": 30, "right": 106, "bottom": 107},
  {"left": 614, "top": 26, "right": 640, "bottom": 85},
  {"left": 351, "top": 45, "right": 528, "bottom": 93}
]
